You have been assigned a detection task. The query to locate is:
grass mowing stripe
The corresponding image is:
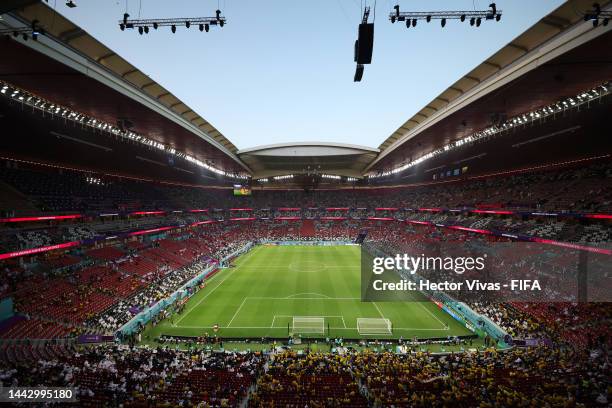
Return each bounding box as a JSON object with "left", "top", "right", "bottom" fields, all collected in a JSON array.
[
  {"left": 174, "top": 246, "right": 259, "bottom": 325},
  {"left": 226, "top": 297, "right": 248, "bottom": 327},
  {"left": 417, "top": 301, "right": 449, "bottom": 329}
]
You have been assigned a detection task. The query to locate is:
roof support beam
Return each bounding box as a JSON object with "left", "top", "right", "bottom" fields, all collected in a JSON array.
[
  {"left": 59, "top": 28, "right": 86, "bottom": 43},
  {"left": 508, "top": 42, "right": 529, "bottom": 53},
  {"left": 483, "top": 60, "right": 502, "bottom": 70},
  {"left": 541, "top": 15, "right": 570, "bottom": 30},
  {"left": 121, "top": 68, "right": 138, "bottom": 78},
  {"left": 96, "top": 52, "right": 116, "bottom": 63}
]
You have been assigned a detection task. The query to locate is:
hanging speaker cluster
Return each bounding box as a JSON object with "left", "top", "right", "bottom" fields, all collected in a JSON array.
[{"left": 354, "top": 7, "right": 374, "bottom": 82}]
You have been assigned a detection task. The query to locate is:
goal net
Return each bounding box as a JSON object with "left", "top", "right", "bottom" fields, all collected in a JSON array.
[
  {"left": 291, "top": 317, "right": 325, "bottom": 335},
  {"left": 357, "top": 318, "right": 392, "bottom": 335}
]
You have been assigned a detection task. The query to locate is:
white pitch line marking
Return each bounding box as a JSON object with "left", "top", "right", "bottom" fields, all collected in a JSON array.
[
  {"left": 270, "top": 315, "right": 346, "bottom": 328},
  {"left": 174, "top": 247, "right": 259, "bottom": 325},
  {"left": 246, "top": 296, "right": 360, "bottom": 300},
  {"left": 372, "top": 302, "right": 385, "bottom": 319},
  {"left": 234, "top": 265, "right": 359, "bottom": 270},
  {"left": 175, "top": 325, "right": 450, "bottom": 331},
  {"left": 171, "top": 269, "right": 224, "bottom": 326},
  {"left": 226, "top": 297, "right": 248, "bottom": 328},
  {"left": 417, "top": 302, "right": 449, "bottom": 329},
  {"left": 285, "top": 292, "right": 332, "bottom": 299}
]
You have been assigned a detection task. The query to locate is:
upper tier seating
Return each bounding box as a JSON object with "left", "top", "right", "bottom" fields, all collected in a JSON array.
[{"left": 1, "top": 160, "right": 611, "bottom": 214}]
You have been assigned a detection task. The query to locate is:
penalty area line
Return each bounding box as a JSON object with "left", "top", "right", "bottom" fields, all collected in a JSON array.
[
  {"left": 372, "top": 302, "right": 385, "bottom": 319},
  {"left": 285, "top": 292, "right": 332, "bottom": 299},
  {"left": 226, "top": 297, "right": 248, "bottom": 328}
]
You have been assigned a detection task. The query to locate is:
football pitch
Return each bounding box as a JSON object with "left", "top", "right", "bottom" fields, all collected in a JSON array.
[{"left": 144, "top": 245, "right": 473, "bottom": 340}]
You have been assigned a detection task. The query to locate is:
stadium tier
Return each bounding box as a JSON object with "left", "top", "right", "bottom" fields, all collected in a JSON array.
[
  {"left": 0, "top": 157, "right": 610, "bottom": 405},
  {"left": 1, "top": 1, "right": 611, "bottom": 407}
]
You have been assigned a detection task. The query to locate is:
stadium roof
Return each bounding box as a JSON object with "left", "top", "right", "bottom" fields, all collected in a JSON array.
[
  {"left": 1, "top": 0, "right": 611, "bottom": 182},
  {"left": 237, "top": 143, "right": 379, "bottom": 179},
  {"left": 1, "top": 0, "right": 249, "bottom": 175},
  {"left": 368, "top": 0, "right": 612, "bottom": 174}
]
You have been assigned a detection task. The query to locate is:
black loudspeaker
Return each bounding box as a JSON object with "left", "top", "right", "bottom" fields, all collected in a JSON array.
[
  {"left": 354, "top": 64, "right": 364, "bottom": 82},
  {"left": 356, "top": 23, "right": 374, "bottom": 64}
]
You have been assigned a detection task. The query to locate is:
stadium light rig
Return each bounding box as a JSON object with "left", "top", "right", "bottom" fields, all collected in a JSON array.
[
  {"left": 119, "top": 10, "right": 226, "bottom": 34},
  {"left": 0, "top": 80, "right": 249, "bottom": 180},
  {"left": 584, "top": 3, "right": 611, "bottom": 27},
  {"left": 273, "top": 175, "right": 294, "bottom": 181},
  {"left": 1, "top": 20, "right": 43, "bottom": 42},
  {"left": 368, "top": 81, "right": 611, "bottom": 179},
  {"left": 390, "top": 3, "right": 501, "bottom": 28}
]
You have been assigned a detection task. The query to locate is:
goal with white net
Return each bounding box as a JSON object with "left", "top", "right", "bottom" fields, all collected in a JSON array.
[
  {"left": 357, "top": 318, "right": 392, "bottom": 335},
  {"left": 291, "top": 317, "right": 325, "bottom": 335}
]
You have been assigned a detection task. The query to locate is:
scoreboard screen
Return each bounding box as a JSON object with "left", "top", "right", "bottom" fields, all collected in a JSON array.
[{"left": 233, "top": 184, "right": 252, "bottom": 196}]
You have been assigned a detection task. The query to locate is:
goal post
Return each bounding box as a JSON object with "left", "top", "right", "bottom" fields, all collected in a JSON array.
[
  {"left": 357, "top": 318, "right": 392, "bottom": 335},
  {"left": 291, "top": 317, "right": 325, "bottom": 335}
]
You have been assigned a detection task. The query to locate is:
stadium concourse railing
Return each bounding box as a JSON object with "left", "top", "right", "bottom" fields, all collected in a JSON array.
[
  {"left": 116, "top": 243, "right": 253, "bottom": 338},
  {"left": 0, "top": 337, "right": 78, "bottom": 348}
]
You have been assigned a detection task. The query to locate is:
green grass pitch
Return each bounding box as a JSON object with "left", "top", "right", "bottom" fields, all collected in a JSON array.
[{"left": 143, "top": 245, "right": 472, "bottom": 340}]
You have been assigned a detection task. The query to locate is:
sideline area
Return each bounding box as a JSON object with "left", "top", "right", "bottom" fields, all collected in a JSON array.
[{"left": 140, "top": 244, "right": 481, "bottom": 350}]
